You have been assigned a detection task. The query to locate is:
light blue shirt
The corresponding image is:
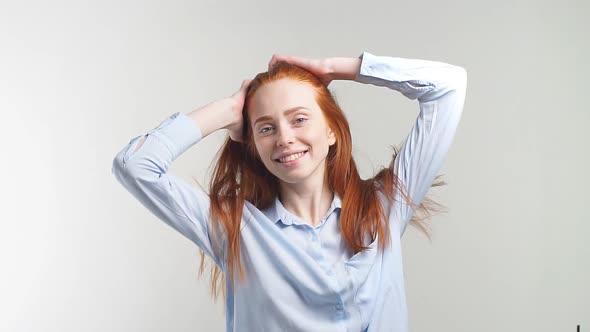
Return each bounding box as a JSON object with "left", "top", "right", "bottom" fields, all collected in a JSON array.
[{"left": 112, "top": 51, "right": 467, "bottom": 332}]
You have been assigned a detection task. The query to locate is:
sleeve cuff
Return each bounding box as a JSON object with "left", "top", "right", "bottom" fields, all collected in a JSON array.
[
  {"left": 354, "top": 51, "right": 379, "bottom": 82},
  {"left": 147, "top": 112, "right": 203, "bottom": 159}
]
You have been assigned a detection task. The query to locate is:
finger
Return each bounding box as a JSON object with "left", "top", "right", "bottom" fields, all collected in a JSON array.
[
  {"left": 268, "top": 54, "right": 281, "bottom": 69},
  {"left": 282, "top": 55, "right": 309, "bottom": 69},
  {"left": 299, "top": 56, "right": 314, "bottom": 68},
  {"left": 268, "top": 54, "right": 294, "bottom": 69},
  {"left": 241, "top": 79, "right": 252, "bottom": 88},
  {"left": 241, "top": 79, "right": 253, "bottom": 91}
]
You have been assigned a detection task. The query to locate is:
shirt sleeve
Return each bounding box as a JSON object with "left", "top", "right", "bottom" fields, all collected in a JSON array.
[
  {"left": 353, "top": 51, "right": 467, "bottom": 237},
  {"left": 111, "top": 112, "right": 226, "bottom": 269}
]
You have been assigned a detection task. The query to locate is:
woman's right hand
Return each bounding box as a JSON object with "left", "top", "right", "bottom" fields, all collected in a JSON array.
[{"left": 226, "top": 79, "right": 252, "bottom": 142}]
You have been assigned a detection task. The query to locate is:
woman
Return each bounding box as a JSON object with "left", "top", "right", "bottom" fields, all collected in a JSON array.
[{"left": 112, "top": 51, "right": 467, "bottom": 332}]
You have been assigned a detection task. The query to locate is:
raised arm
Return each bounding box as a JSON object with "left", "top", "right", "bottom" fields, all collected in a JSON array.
[
  {"left": 111, "top": 80, "right": 251, "bottom": 269},
  {"left": 351, "top": 51, "right": 467, "bottom": 236},
  {"left": 268, "top": 52, "right": 466, "bottom": 236}
]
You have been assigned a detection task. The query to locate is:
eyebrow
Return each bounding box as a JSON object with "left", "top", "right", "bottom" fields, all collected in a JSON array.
[{"left": 253, "top": 106, "right": 308, "bottom": 127}]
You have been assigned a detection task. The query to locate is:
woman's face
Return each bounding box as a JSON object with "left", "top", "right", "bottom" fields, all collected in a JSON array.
[{"left": 248, "top": 79, "right": 336, "bottom": 185}]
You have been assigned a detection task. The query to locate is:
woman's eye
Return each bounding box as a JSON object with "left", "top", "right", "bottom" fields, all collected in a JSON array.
[{"left": 258, "top": 119, "right": 306, "bottom": 134}]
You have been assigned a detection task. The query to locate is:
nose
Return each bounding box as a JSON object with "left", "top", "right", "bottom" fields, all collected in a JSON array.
[{"left": 275, "top": 125, "right": 295, "bottom": 147}]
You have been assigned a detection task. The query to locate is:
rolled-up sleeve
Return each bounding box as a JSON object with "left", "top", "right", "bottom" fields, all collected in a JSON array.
[{"left": 112, "top": 112, "right": 226, "bottom": 269}]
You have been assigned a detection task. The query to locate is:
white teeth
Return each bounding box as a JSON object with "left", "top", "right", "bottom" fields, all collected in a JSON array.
[{"left": 279, "top": 151, "right": 306, "bottom": 163}]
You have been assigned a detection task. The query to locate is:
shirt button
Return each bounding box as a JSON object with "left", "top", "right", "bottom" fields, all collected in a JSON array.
[{"left": 335, "top": 303, "right": 343, "bottom": 311}]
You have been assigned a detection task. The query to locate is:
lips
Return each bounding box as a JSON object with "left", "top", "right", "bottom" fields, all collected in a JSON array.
[
  {"left": 274, "top": 149, "right": 309, "bottom": 161},
  {"left": 275, "top": 150, "right": 309, "bottom": 162}
]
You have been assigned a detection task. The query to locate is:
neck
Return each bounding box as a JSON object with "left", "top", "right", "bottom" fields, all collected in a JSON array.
[{"left": 278, "top": 182, "right": 334, "bottom": 227}]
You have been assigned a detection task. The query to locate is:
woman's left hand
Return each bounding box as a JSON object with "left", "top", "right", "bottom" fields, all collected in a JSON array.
[{"left": 268, "top": 54, "right": 334, "bottom": 86}]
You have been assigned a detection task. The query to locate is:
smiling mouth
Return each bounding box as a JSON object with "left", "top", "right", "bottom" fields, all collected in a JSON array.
[{"left": 275, "top": 150, "right": 309, "bottom": 163}]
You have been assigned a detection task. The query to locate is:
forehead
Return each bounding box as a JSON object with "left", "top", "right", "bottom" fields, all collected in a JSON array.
[{"left": 249, "top": 79, "right": 317, "bottom": 116}]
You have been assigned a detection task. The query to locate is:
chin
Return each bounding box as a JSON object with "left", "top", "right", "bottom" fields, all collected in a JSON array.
[{"left": 274, "top": 173, "right": 306, "bottom": 184}]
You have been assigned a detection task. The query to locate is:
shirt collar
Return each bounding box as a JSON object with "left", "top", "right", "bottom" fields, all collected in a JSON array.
[{"left": 268, "top": 192, "right": 342, "bottom": 226}]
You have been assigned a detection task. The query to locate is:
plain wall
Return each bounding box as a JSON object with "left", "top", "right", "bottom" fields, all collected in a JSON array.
[{"left": 1, "top": 0, "right": 588, "bottom": 331}]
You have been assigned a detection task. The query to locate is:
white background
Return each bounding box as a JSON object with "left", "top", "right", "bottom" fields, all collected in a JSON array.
[{"left": 1, "top": 0, "right": 588, "bottom": 331}]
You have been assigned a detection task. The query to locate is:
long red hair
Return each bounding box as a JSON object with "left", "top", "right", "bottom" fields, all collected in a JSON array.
[{"left": 195, "top": 61, "right": 445, "bottom": 302}]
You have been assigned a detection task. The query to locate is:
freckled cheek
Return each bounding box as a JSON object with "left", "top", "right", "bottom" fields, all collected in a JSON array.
[
  {"left": 255, "top": 142, "right": 273, "bottom": 161},
  {"left": 306, "top": 130, "right": 326, "bottom": 143}
]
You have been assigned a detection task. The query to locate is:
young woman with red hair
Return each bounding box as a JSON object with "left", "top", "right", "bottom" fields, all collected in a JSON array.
[{"left": 112, "top": 51, "right": 467, "bottom": 331}]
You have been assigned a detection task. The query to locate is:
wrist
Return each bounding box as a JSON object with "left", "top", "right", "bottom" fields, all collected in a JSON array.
[
  {"left": 329, "top": 57, "right": 361, "bottom": 81},
  {"left": 221, "top": 97, "right": 242, "bottom": 129},
  {"left": 187, "top": 98, "right": 235, "bottom": 139}
]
